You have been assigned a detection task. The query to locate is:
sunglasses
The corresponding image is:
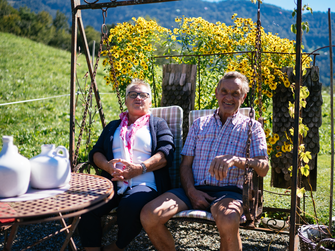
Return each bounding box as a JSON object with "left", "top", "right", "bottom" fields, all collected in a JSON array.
[{"left": 127, "top": 91, "right": 150, "bottom": 100}]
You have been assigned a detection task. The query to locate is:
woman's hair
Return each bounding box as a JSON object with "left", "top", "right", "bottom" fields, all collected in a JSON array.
[
  {"left": 217, "top": 71, "right": 249, "bottom": 95},
  {"left": 126, "top": 78, "right": 152, "bottom": 101}
]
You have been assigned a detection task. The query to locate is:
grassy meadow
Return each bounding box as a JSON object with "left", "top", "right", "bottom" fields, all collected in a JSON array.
[
  {"left": 0, "top": 32, "right": 119, "bottom": 160},
  {"left": 0, "top": 31, "right": 334, "bottom": 224}
]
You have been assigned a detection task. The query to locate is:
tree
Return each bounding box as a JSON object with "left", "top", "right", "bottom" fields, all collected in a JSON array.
[{"left": 53, "top": 10, "right": 69, "bottom": 32}]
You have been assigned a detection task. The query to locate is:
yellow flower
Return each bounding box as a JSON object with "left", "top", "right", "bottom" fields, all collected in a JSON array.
[
  {"left": 269, "top": 83, "right": 277, "bottom": 90},
  {"left": 275, "top": 152, "right": 282, "bottom": 157},
  {"left": 269, "top": 137, "right": 276, "bottom": 145},
  {"left": 281, "top": 145, "right": 286, "bottom": 152},
  {"left": 274, "top": 134, "right": 279, "bottom": 141},
  {"left": 267, "top": 91, "right": 273, "bottom": 98},
  {"left": 264, "top": 128, "right": 270, "bottom": 138},
  {"left": 267, "top": 149, "right": 271, "bottom": 155},
  {"left": 284, "top": 80, "right": 290, "bottom": 88},
  {"left": 285, "top": 144, "right": 293, "bottom": 152}
]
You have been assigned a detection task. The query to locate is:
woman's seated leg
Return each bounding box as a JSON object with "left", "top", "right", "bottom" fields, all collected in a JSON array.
[
  {"left": 78, "top": 192, "right": 121, "bottom": 248},
  {"left": 115, "top": 185, "right": 158, "bottom": 249}
]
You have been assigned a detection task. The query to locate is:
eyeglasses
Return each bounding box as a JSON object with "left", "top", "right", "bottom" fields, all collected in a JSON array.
[{"left": 127, "top": 91, "right": 150, "bottom": 100}]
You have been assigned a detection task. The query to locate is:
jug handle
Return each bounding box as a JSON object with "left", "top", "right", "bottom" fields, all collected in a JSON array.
[{"left": 55, "top": 146, "right": 69, "bottom": 159}]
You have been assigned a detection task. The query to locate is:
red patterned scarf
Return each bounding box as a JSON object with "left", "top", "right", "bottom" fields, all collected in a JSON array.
[{"left": 117, "top": 111, "right": 150, "bottom": 194}]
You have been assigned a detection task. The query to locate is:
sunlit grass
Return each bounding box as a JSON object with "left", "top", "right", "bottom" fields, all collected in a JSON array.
[{"left": 0, "top": 32, "right": 119, "bottom": 159}]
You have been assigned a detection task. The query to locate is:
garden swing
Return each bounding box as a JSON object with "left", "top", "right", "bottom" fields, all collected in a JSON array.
[{"left": 73, "top": 3, "right": 265, "bottom": 231}]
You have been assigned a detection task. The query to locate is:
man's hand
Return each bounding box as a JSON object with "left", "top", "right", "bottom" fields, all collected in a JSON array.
[
  {"left": 109, "top": 159, "right": 142, "bottom": 181},
  {"left": 188, "top": 189, "right": 216, "bottom": 210},
  {"left": 208, "top": 155, "right": 236, "bottom": 181}
]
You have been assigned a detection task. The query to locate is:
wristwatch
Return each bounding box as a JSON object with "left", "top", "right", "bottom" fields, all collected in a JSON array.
[{"left": 140, "top": 163, "right": 147, "bottom": 174}]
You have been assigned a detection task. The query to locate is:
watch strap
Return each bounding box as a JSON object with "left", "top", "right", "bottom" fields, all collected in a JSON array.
[{"left": 140, "top": 163, "right": 147, "bottom": 174}]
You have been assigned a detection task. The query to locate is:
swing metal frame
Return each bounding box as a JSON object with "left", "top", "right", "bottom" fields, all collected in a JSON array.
[{"left": 69, "top": 1, "right": 321, "bottom": 250}]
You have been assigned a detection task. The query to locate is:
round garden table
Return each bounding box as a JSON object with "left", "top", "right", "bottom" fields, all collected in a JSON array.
[{"left": 0, "top": 172, "right": 114, "bottom": 251}]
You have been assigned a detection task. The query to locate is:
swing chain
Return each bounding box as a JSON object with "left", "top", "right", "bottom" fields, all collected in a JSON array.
[
  {"left": 100, "top": 8, "right": 124, "bottom": 113},
  {"left": 255, "top": 4, "right": 263, "bottom": 124},
  {"left": 73, "top": 24, "right": 108, "bottom": 167},
  {"left": 73, "top": 8, "right": 123, "bottom": 167}
]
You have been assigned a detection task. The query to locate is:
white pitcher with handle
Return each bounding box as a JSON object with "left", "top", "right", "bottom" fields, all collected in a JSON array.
[
  {"left": 30, "top": 144, "right": 71, "bottom": 189},
  {"left": 0, "top": 136, "right": 31, "bottom": 197}
]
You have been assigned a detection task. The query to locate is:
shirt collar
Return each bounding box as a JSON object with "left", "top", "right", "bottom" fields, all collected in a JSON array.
[{"left": 214, "top": 108, "right": 240, "bottom": 126}]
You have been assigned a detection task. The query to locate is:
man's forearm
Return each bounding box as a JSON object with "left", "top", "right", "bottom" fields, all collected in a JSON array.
[
  {"left": 234, "top": 156, "right": 269, "bottom": 177},
  {"left": 179, "top": 155, "right": 197, "bottom": 197}
]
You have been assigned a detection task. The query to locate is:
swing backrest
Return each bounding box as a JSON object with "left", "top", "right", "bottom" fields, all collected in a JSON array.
[{"left": 149, "top": 105, "right": 183, "bottom": 189}]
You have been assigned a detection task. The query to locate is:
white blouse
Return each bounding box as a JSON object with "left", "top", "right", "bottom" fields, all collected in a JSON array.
[{"left": 112, "top": 123, "right": 157, "bottom": 191}]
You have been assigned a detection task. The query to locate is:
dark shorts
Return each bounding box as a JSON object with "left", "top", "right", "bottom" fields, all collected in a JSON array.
[{"left": 168, "top": 185, "right": 243, "bottom": 211}]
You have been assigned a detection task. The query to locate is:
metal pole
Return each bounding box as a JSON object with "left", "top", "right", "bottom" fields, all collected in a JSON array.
[
  {"left": 289, "top": 0, "right": 302, "bottom": 250},
  {"left": 70, "top": 0, "right": 80, "bottom": 169},
  {"left": 328, "top": 8, "right": 334, "bottom": 233},
  {"left": 198, "top": 56, "right": 201, "bottom": 110}
]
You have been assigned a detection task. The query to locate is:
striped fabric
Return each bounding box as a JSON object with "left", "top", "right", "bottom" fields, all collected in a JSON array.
[
  {"left": 150, "top": 106, "right": 183, "bottom": 189},
  {"left": 172, "top": 210, "right": 247, "bottom": 224}
]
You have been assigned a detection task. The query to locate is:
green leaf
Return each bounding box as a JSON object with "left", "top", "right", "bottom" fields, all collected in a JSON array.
[
  {"left": 297, "top": 187, "right": 306, "bottom": 198},
  {"left": 291, "top": 24, "right": 297, "bottom": 34},
  {"left": 301, "top": 164, "right": 310, "bottom": 177}
]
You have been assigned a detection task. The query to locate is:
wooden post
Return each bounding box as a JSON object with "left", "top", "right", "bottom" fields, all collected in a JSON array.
[
  {"left": 271, "top": 66, "right": 322, "bottom": 190},
  {"left": 161, "top": 64, "right": 197, "bottom": 141}
]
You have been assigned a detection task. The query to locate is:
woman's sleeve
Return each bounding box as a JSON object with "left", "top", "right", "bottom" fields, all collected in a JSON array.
[{"left": 88, "top": 122, "right": 113, "bottom": 164}]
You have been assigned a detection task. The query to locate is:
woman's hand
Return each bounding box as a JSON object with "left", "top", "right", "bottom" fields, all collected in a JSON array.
[{"left": 109, "top": 159, "right": 143, "bottom": 181}]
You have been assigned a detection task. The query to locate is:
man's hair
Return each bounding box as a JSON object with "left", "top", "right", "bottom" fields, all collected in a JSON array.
[
  {"left": 126, "top": 78, "right": 152, "bottom": 101},
  {"left": 217, "top": 71, "right": 249, "bottom": 95}
]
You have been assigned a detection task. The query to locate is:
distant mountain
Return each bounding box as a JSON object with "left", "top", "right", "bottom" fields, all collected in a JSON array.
[{"left": 8, "top": 0, "right": 335, "bottom": 85}]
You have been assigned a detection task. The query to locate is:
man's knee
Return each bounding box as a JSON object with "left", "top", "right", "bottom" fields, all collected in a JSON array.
[
  {"left": 140, "top": 202, "right": 156, "bottom": 228},
  {"left": 216, "top": 210, "right": 240, "bottom": 227},
  {"left": 211, "top": 199, "right": 242, "bottom": 232}
]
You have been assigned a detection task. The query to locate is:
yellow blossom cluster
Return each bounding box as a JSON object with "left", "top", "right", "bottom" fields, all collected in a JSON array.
[
  {"left": 102, "top": 17, "right": 169, "bottom": 96},
  {"left": 102, "top": 15, "right": 312, "bottom": 158}
]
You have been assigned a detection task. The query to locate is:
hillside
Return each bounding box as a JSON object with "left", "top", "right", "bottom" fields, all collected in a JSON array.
[
  {"left": 0, "top": 32, "right": 119, "bottom": 159},
  {"left": 8, "top": 0, "right": 335, "bottom": 85}
]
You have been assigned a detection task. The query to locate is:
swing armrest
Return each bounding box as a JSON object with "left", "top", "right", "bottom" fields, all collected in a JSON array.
[{"left": 243, "top": 169, "right": 263, "bottom": 227}]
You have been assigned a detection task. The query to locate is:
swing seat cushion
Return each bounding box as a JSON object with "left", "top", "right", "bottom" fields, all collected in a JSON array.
[{"left": 172, "top": 210, "right": 247, "bottom": 224}]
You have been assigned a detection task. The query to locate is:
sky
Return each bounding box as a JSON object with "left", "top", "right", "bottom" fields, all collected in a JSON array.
[{"left": 203, "top": 0, "right": 335, "bottom": 13}]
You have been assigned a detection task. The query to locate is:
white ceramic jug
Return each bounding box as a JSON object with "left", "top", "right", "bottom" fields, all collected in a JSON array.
[
  {"left": 0, "top": 136, "right": 31, "bottom": 197},
  {"left": 30, "top": 144, "right": 71, "bottom": 189}
]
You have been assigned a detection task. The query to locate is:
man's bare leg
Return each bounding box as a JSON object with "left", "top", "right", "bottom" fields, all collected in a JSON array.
[
  {"left": 211, "top": 198, "right": 243, "bottom": 251},
  {"left": 140, "top": 192, "right": 188, "bottom": 251}
]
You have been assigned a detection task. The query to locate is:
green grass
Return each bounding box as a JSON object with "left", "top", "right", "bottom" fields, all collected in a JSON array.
[
  {"left": 0, "top": 32, "right": 119, "bottom": 159},
  {"left": 0, "top": 31, "right": 334, "bottom": 224}
]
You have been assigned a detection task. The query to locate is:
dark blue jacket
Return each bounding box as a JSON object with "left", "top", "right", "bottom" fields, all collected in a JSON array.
[{"left": 89, "top": 115, "right": 175, "bottom": 195}]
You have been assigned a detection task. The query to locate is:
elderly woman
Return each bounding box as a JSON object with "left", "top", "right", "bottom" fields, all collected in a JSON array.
[{"left": 78, "top": 79, "right": 175, "bottom": 251}]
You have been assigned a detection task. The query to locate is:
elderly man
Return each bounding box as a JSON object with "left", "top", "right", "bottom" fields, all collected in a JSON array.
[{"left": 140, "top": 71, "right": 269, "bottom": 251}]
